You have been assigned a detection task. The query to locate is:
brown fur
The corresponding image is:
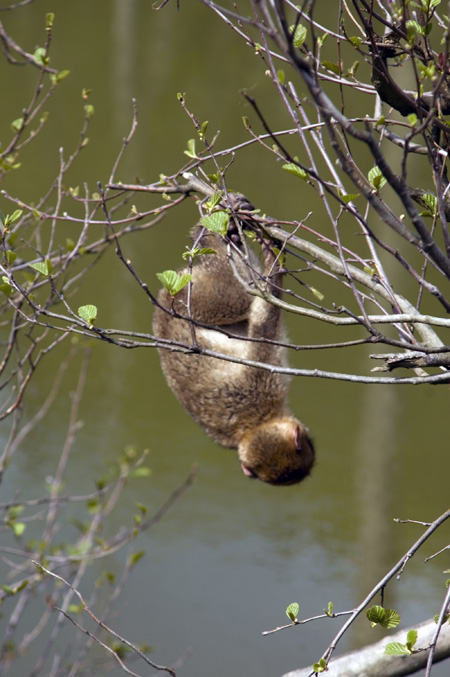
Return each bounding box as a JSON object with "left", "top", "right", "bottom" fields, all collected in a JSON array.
[{"left": 153, "top": 225, "right": 315, "bottom": 486}]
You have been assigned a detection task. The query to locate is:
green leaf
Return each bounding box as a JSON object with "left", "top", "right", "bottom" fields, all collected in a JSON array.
[
  {"left": 206, "top": 193, "right": 222, "bottom": 211},
  {"left": 7, "top": 505, "right": 24, "bottom": 519},
  {"left": 321, "top": 61, "right": 340, "bottom": 75},
  {"left": 128, "top": 551, "right": 146, "bottom": 567},
  {"left": 366, "top": 605, "right": 401, "bottom": 629},
  {"left": 406, "top": 629, "right": 418, "bottom": 649},
  {"left": 368, "top": 166, "right": 387, "bottom": 191},
  {"left": 406, "top": 20, "right": 424, "bottom": 44},
  {"left": 312, "top": 658, "right": 327, "bottom": 672},
  {"left": 12, "top": 522, "right": 26, "bottom": 537},
  {"left": 382, "top": 609, "right": 401, "bottom": 629},
  {"left": 46, "top": 12, "right": 55, "bottom": 29},
  {"left": 286, "top": 602, "right": 299, "bottom": 623},
  {"left": 68, "top": 603, "right": 84, "bottom": 614},
  {"left": 51, "top": 69, "right": 70, "bottom": 85},
  {"left": 4, "top": 209, "right": 23, "bottom": 227},
  {"left": 385, "top": 642, "right": 412, "bottom": 655},
  {"left": 29, "top": 260, "right": 52, "bottom": 277},
  {"left": 434, "top": 612, "right": 450, "bottom": 623},
  {"left": 349, "top": 36, "right": 362, "bottom": 47},
  {"left": 11, "top": 118, "right": 24, "bottom": 133},
  {"left": 200, "top": 210, "right": 229, "bottom": 235},
  {"left": 156, "top": 270, "right": 192, "bottom": 296},
  {"left": 310, "top": 286, "right": 324, "bottom": 302},
  {"left": 199, "top": 120, "right": 209, "bottom": 140},
  {"left": 184, "top": 138, "right": 198, "bottom": 159},
  {"left": 33, "top": 47, "right": 49, "bottom": 66},
  {"left": 182, "top": 246, "right": 216, "bottom": 261},
  {"left": 0, "top": 283, "right": 12, "bottom": 297},
  {"left": 289, "top": 24, "right": 307, "bottom": 48},
  {"left": 78, "top": 304, "right": 98, "bottom": 326},
  {"left": 277, "top": 69, "right": 285, "bottom": 84},
  {"left": 422, "top": 193, "right": 437, "bottom": 214},
  {"left": 339, "top": 192, "right": 360, "bottom": 204},
  {"left": 129, "top": 467, "right": 152, "bottom": 478},
  {"left": 282, "top": 163, "right": 308, "bottom": 180}
]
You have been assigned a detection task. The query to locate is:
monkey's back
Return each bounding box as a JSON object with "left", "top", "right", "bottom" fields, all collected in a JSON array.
[{"left": 153, "top": 295, "right": 290, "bottom": 449}]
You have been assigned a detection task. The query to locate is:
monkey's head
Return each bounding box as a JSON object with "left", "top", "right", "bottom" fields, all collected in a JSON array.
[{"left": 237, "top": 417, "right": 315, "bottom": 486}]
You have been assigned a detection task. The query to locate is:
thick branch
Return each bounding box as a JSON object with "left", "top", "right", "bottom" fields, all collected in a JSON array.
[{"left": 281, "top": 618, "right": 450, "bottom": 677}]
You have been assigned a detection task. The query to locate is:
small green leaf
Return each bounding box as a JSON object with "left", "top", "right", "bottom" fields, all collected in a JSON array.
[
  {"left": 12, "top": 522, "right": 26, "bottom": 537},
  {"left": 321, "top": 61, "right": 340, "bottom": 75},
  {"left": 368, "top": 166, "right": 387, "bottom": 191},
  {"left": 286, "top": 602, "right": 299, "bottom": 623},
  {"left": 4, "top": 209, "right": 23, "bottom": 227},
  {"left": 129, "top": 467, "right": 152, "bottom": 478},
  {"left": 312, "top": 658, "right": 327, "bottom": 672},
  {"left": 310, "top": 286, "right": 324, "bottom": 302},
  {"left": 29, "top": 260, "right": 51, "bottom": 277},
  {"left": 184, "top": 138, "right": 198, "bottom": 159},
  {"left": 434, "top": 612, "right": 450, "bottom": 623},
  {"left": 277, "top": 69, "right": 285, "bottom": 84},
  {"left": 422, "top": 193, "right": 437, "bottom": 214},
  {"left": 349, "top": 36, "right": 362, "bottom": 47},
  {"left": 199, "top": 120, "right": 209, "bottom": 140},
  {"left": 51, "top": 69, "right": 70, "bottom": 84},
  {"left": 156, "top": 270, "right": 192, "bottom": 296},
  {"left": 406, "top": 629, "right": 418, "bottom": 649},
  {"left": 206, "top": 193, "right": 222, "bottom": 211},
  {"left": 406, "top": 20, "right": 424, "bottom": 44},
  {"left": 0, "top": 282, "right": 12, "bottom": 297},
  {"left": 84, "top": 104, "right": 94, "bottom": 118},
  {"left": 366, "top": 605, "right": 401, "bottom": 629},
  {"left": 34, "top": 47, "right": 49, "bottom": 66},
  {"left": 8, "top": 505, "right": 24, "bottom": 519},
  {"left": 128, "top": 551, "right": 146, "bottom": 567},
  {"left": 289, "top": 24, "right": 307, "bottom": 48},
  {"left": 6, "top": 250, "right": 16, "bottom": 264},
  {"left": 201, "top": 210, "right": 229, "bottom": 235},
  {"left": 282, "top": 163, "right": 308, "bottom": 180},
  {"left": 11, "top": 118, "right": 24, "bottom": 133},
  {"left": 385, "top": 642, "right": 412, "bottom": 655},
  {"left": 407, "top": 113, "right": 418, "bottom": 127},
  {"left": 68, "top": 603, "right": 84, "bottom": 614},
  {"left": 324, "top": 602, "right": 333, "bottom": 617},
  {"left": 339, "top": 191, "right": 360, "bottom": 204},
  {"left": 182, "top": 247, "right": 217, "bottom": 261},
  {"left": 46, "top": 12, "right": 55, "bottom": 29},
  {"left": 78, "top": 304, "right": 98, "bottom": 326}
]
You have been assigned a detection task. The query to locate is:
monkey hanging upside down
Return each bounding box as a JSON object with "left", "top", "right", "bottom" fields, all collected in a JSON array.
[{"left": 152, "top": 200, "right": 315, "bottom": 486}]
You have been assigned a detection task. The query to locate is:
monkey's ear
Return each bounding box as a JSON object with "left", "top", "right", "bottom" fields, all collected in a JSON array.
[{"left": 294, "top": 425, "right": 303, "bottom": 452}]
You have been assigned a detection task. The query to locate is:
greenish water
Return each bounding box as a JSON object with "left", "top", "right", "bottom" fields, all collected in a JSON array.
[{"left": 0, "top": 2, "right": 448, "bottom": 676}]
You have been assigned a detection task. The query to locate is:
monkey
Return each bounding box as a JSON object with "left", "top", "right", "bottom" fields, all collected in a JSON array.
[{"left": 152, "top": 198, "right": 315, "bottom": 486}]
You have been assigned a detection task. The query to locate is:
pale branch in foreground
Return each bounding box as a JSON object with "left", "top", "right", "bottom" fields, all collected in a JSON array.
[{"left": 281, "top": 618, "right": 450, "bottom": 677}]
